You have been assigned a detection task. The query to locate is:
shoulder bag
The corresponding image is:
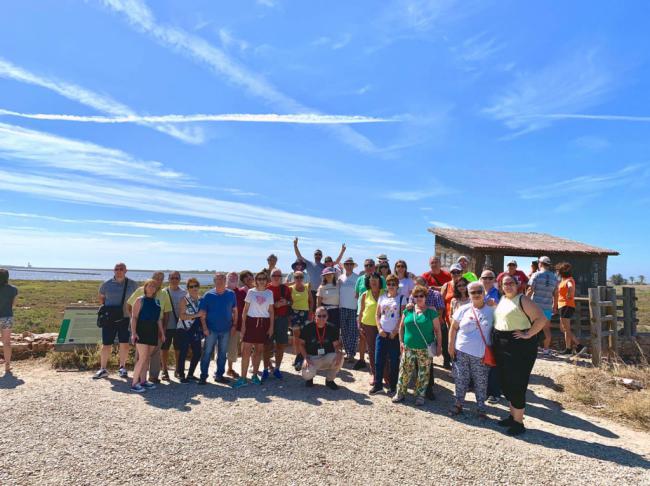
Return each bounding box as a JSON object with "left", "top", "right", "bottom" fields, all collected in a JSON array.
[
  {"left": 97, "top": 278, "right": 129, "bottom": 328},
  {"left": 471, "top": 306, "right": 496, "bottom": 367},
  {"left": 410, "top": 308, "right": 437, "bottom": 358}
]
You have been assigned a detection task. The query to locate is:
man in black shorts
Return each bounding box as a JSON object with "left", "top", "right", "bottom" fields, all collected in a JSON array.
[
  {"left": 162, "top": 271, "right": 185, "bottom": 380},
  {"left": 94, "top": 263, "right": 138, "bottom": 379}
]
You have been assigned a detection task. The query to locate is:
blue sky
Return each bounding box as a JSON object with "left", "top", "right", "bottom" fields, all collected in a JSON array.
[{"left": 0, "top": 0, "right": 648, "bottom": 276}]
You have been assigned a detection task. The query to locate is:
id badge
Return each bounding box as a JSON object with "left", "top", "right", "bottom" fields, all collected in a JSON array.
[{"left": 317, "top": 347, "right": 325, "bottom": 356}]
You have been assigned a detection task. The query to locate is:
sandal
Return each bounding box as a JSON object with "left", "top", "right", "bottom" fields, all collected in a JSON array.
[{"left": 448, "top": 404, "right": 463, "bottom": 417}]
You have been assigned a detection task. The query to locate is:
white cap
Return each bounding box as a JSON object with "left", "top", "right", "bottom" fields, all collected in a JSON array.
[
  {"left": 539, "top": 256, "right": 551, "bottom": 265},
  {"left": 457, "top": 255, "right": 469, "bottom": 263}
]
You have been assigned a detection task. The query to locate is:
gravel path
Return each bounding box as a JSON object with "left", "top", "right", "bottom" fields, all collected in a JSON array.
[{"left": 1, "top": 355, "right": 649, "bottom": 485}]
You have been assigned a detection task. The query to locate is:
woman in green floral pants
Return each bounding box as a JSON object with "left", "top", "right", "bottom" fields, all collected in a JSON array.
[{"left": 393, "top": 285, "right": 442, "bottom": 406}]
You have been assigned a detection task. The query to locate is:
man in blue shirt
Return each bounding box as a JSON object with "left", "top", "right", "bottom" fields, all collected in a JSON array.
[
  {"left": 198, "top": 272, "right": 238, "bottom": 384},
  {"left": 480, "top": 270, "right": 500, "bottom": 304}
]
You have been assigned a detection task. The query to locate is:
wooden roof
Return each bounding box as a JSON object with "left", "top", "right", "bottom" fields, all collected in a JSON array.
[{"left": 430, "top": 228, "right": 619, "bottom": 256}]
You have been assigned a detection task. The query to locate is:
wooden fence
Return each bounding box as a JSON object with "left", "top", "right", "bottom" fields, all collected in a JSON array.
[{"left": 549, "top": 286, "right": 638, "bottom": 365}]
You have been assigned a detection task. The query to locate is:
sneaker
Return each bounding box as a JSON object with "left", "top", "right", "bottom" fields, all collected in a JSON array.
[
  {"left": 369, "top": 385, "right": 383, "bottom": 395},
  {"left": 261, "top": 369, "right": 270, "bottom": 382},
  {"left": 353, "top": 359, "right": 367, "bottom": 370},
  {"left": 180, "top": 377, "right": 189, "bottom": 384},
  {"left": 542, "top": 348, "right": 552, "bottom": 357},
  {"left": 93, "top": 369, "right": 108, "bottom": 380},
  {"left": 559, "top": 348, "right": 573, "bottom": 356},
  {"left": 325, "top": 380, "right": 339, "bottom": 390},
  {"left": 251, "top": 375, "right": 262, "bottom": 385},
  {"left": 497, "top": 415, "right": 515, "bottom": 427},
  {"left": 294, "top": 356, "right": 304, "bottom": 372},
  {"left": 187, "top": 375, "right": 198, "bottom": 381},
  {"left": 215, "top": 376, "right": 231, "bottom": 384},
  {"left": 574, "top": 344, "right": 587, "bottom": 357},
  {"left": 392, "top": 393, "right": 405, "bottom": 403},
  {"left": 305, "top": 378, "right": 314, "bottom": 388},
  {"left": 232, "top": 377, "right": 248, "bottom": 389},
  {"left": 130, "top": 383, "right": 145, "bottom": 393},
  {"left": 161, "top": 371, "right": 170, "bottom": 381},
  {"left": 198, "top": 378, "right": 207, "bottom": 385},
  {"left": 118, "top": 367, "right": 128, "bottom": 378},
  {"left": 142, "top": 381, "right": 156, "bottom": 390},
  {"left": 273, "top": 368, "right": 283, "bottom": 380},
  {"left": 487, "top": 395, "right": 499, "bottom": 404},
  {"left": 174, "top": 370, "right": 180, "bottom": 379},
  {"left": 388, "top": 387, "right": 397, "bottom": 396},
  {"left": 507, "top": 421, "right": 526, "bottom": 436},
  {"left": 415, "top": 396, "right": 425, "bottom": 406}
]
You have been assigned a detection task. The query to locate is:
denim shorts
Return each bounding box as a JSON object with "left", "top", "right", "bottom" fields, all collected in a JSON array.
[{"left": 0, "top": 316, "right": 13, "bottom": 330}]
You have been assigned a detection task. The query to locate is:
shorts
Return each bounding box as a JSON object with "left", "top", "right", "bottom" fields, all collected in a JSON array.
[
  {"left": 227, "top": 330, "right": 241, "bottom": 362},
  {"left": 291, "top": 310, "right": 309, "bottom": 330},
  {"left": 101, "top": 318, "right": 130, "bottom": 345},
  {"left": 136, "top": 319, "right": 158, "bottom": 346},
  {"left": 243, "top": 316, "right": 270, "bottom": 344},
  {"left": 559, "top": 306, "right": 575, "bottom": 319},
  {"left": 0, "top": 316, "right": 13, "bottom": 330},
  {"left": 543, "top": 310, "right": 553, "bottom": 320},
  {"left": 161, "top": 328, "right": 180, "bottom": 350},
  {"left": 272, "top": 315, "right": 290, "bottom": 345}
]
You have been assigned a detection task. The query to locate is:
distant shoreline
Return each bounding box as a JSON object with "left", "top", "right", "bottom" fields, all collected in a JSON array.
[{"left": 1, "top": 265, "right": 218, "bottom": 274}]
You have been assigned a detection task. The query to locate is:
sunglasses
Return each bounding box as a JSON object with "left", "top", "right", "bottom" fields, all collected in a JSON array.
[
  {"left": 503, "top": 281, "right": 516, "bottom": 286},
  {"left": 387, "top": 283, "right": 398, "bottom": 287},
  {"left": 188, "top": 284, "right": 200, "bottom": 289},
  {"left": 396, "top": 264, "right": 406, "bottom": 268},
  {"left": 315, "top": 314, "right": 328, "bottom": 318},
  {"left": 294, "top": 276, "right": 304, "bottom": 280},
  {"left": 364, "top": 264, "right": 374, "bottom": 268},
  {"left": 451, "top": 271, "right": 461, "bottom": 275},
  {"left": 469, "top": 291, "right": 483, "bottom": 295},
  {"left": 271, "top": 274, "right": 282, "bottom": 278},
  {"left": 114, "top": 268, "right": 126, "bottom": 271},
  {"left": 481, "top": 276, "right": 494, "bottom": 280},
  {"left": 170, "top": 276, "right": 180, "bottom": 280},
  {"left": 413, "top": 294, "right": 426, "bottom": 299}
]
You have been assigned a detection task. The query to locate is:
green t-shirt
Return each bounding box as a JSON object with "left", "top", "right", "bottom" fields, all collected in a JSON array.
[
  {"left": 403, "top": 308, "right": 438, "bottom": 350},
  {"left": 463, "top": 272, "right": 478, "bottom": 282}
]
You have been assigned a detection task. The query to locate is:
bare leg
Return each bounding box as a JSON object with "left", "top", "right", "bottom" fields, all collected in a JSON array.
[
  {"left": 292, "top": 329, "right": 301, "bottom": 355},
  {"left": 118, "top": 343, "right": 129, "bottom": 368},
  {"left": 542, "top": 322, "right": 552, "bottom": 349},
  {"left": 252, "top": 345, "right": 265, "bottom": 375},
  {"left": 358, "top": 332, "right": 366, "bottom": 361},
  {"left": 143, "top": 346, "right": 153, "bottom": 383},
  {"left": 512, "top": 406, "right": 525, "bottom": 424},
  {"left": 263, "top": 346, "right": 272, "bottom": 370},
  {"left": 275, "top": 344, "right": 286, "bottom": 370},
  {"left": 240, "top": 343, "right": 253, "bottom": 379},
  {"left": 132, "top": 343, "right": 148, "bottom": 384},
  {"left": 161, "top": 349, "right": 169, "bottom": 372},
  {"left": 100, "top": 344, "right": 112, "bottom": 370},
  {"left": 560, "top": 318, "right": 577, "bottom": 348},
  {"left": 2, "top": 329, "right": 11, "bottom": 371}
]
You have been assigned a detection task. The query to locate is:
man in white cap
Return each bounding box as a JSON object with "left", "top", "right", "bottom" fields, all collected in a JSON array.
[
  {"left": 457, "top": 256, "right": 478, "bottom": 282},
  {"left": 497, "top": 259, "right": 529, "bottom": 294},
  {"left": 528, "top": 256, "right": 558, "bottom": 356},
  {"left": 376, "top": 253, "right": 389, "bottom": 266}
]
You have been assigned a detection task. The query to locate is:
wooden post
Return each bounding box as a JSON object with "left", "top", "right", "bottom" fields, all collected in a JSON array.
[
  {"left": 572, "top": 299, "right": 583, "bottom": 340},
  {"left": 623, "top": 287, "right": 632, "bottom": 338},
  {"left": 607, "top": 286, "right": 618, "bottom": 357},
  {"left": 589, "top": 287, "right": 602, "bottom": 366}
]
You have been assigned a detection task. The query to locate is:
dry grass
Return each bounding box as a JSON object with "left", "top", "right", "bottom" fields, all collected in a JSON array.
[
  {"left": 557, "top": 360, "right": 650, "bottom": 430},
  {"left": 47, "top": 344, "right": 136, "bottom": 370}
]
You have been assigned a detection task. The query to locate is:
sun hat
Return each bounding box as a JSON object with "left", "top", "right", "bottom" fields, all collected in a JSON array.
[
  {"left": 457, "top": 255, "right": 469, "bottom": 263},
  {"left": 376, "top": 253, "right": 388, "bottom": 261},
  {"left": 324, "top": 256, "right": 334, "bottom": 263},
  {"left": 343, "top": 257, "right": 358, "bottom": 268},
  {"left": 321, "top": 267, "right": 337, "bottom": 276},
  {"left": 291, "top": 260, "right": 306, "bottom": 271}
]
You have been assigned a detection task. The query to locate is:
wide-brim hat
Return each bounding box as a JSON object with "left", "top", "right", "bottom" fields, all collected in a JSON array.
[
  {"left": 321, "top": 267, "right": 337, "bottom": 276},
  {"left": 343, "top": 257, "right": 358, "bottom": 268},
  {"left": 291, "top": 260, "right": 306, "bottom": 271}
]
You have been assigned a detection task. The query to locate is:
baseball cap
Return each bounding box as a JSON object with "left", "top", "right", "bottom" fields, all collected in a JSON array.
[
  {"left": 539, "top": 256, "right": 551, "bottom": 265},
  {"left": 321, "top": 267, "right": 337, "bottom": 276},
  {"left": 507, "top": 259, "right": 517, "bottom": 266},
  {"left": 450, "top": 263, "right": 463, "bottom": 272},
  {"left": 457, "top": 255, "right": 469, "bottom": 263}
]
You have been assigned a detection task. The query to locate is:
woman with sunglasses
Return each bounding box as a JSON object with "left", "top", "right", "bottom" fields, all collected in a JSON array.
[
  {"left": 176, "top": 277, "right": 203, "bottom": 383},
  {"left": 448, "top": 281, "right": 494, "bottom": 418},
  {"left": 130, "top": 279, "right": 165, "bottom": 392},
  {"left": 394, "top": 259, "right": 415, "bottom": 301},
  {"left": 317, "top": 267, "right": 340, "bottom": 330},
  {"left": 234, "top": 271, "right": 275, "bottom": 388},
  {"left": 450, "top": 277, "right": 471, "bottom": 315},
  {"left": 393, "top": 285, "right": 441, "bottom": 405},
  {"left": 377, "top": 262, "right": 391, "bottom": 281},
  {"left": 493, "top": 275, "right": 547, "bottom": 435},
  {"left": 358, "top": 272, "right": 384, "bottom": 388},
  {"left": 371, "top": 275, "right": 404, "bottom": 395},
  {"left": 226, "top": 270, "right": 254, "bottom": 379}
]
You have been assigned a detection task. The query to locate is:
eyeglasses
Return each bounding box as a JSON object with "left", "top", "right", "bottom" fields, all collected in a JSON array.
[
  {"left": 271, "top": 274, "right": 281, "bottom": 278},
  {"left": 469, "top": 291, "right": 483, "bottom": 295},
  {"left": 170, "top": 276, "right": 180, "bottom": 280},
  {"left": 396, "top": 264, "right": 405, "bottom": 268},
  {"left": 314, "top": 253, "right": 322, "bottom": 257},
  {"left": 451, "top": 271, "right": 461, "bottom": 275},
  {"left": 413, "top": 295, "right": 426, "bottom": 299},
  {"left": 315, "top": 314, "right": 328, "bottom": 318},
  {"left": 114, "top": 268, "right": 126, "bottom": 271},
  {"left": 364, "top": 264, "right": 373, "bottom": 268},
  {"left": 188, "top": 284, "right": 200, "bottom": 289},
  {"left": 481, "top": 276, "right": 494, "bottom": 280},
  {"left": 294, "top": 276, "right": 304, "bottom": 280},
  {"left": 387, "top": 283, "right": 398, "bottom": 287}
]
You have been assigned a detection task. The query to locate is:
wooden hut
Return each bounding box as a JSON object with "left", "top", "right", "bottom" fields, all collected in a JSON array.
[{"left": 430, "top": 228, "right": 619, "bottom": 296}]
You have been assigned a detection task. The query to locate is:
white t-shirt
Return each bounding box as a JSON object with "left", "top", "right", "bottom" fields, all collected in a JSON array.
[
  {"left": 452, "top": 303, "right": 494, "bottom": 358},
  {"left": 377, "top": 294, "right": 405, "bottom": 333},
  {"left": 398, "top": 277, "right": 415, "bottom": 300},
  {"left": 338, "top": 272, "right": 359, "bottom": 310},
  {"left": 244, "top": 289, "right": 274, "bottom": 318},
  {"left": 317, "top": 283, "right": 339, "bottom": 307}
]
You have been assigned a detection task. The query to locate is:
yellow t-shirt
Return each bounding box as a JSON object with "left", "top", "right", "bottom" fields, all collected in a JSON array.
[
  {"left": 290, "top": 283, "right": 310, "bottom": 311},
  {"left": 127, "top": 287, "right": 172, "bottom": 314},
  {"left": 361, "top": 289, "right": 384, "bottom": 327},
  {"left": 494, "top": 295, "right": 531, "bottom": 331}
]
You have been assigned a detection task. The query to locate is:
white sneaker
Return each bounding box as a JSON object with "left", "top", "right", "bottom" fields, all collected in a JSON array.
[
  {"left": 130, "top": 383, "right": 145, "bottom": 393},
  {"left": 93, "top": 368, "right": 108, "bottom": 379},
  {"left": 118, "top": 367, "right": 128, "bottom": 378}
]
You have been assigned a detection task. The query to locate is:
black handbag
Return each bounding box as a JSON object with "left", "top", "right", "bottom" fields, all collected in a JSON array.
[{"left": 97, "top": 278, "right": 130, "bottom": 328}]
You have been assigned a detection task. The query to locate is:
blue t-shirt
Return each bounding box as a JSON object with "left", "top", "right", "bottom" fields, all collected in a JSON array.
[
  {"left": 485, "top": 287, "right": 500, "bottom": 304},
  {"left": 199, "top": 288, "right": 237, "bottom": 332}
]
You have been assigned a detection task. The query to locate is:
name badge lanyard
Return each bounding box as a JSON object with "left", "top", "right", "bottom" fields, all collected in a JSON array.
[{"left": 316, "top": 324, "right": 327, "bottom": 355}]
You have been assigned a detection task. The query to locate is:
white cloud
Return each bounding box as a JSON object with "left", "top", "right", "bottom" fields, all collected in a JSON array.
[
  {"left": 0, "top": 57, "right": 204, "bottom": 144},
  {"left": 386, "top": 182, "right": 454, "bottom": 201},
  {"left": 93, "top": 231, "right": 151, "bottom": 238},
  {"left": 0, "top": 122, "right": 189, "bottom": 185},
  {"left": 428, "top": 220, "right": 457, "bottom": 229},
  {"left": 0, "top": 169, "right": 404, "bottom": 244},
  {"left": 0, "top": 108, "right": 393, "bottom": 125},
  {"left": 218, "top": 28, "right": 250, "bottom": 52},
  {"left": 572, "top": 135, "right": 610, "bottom": 151},
  {"left": 483, "top": 50, "right": 613, "bottom": 136},
  {"left": 312, "top": 34, "right": 352, "bottom": 50},
  {"left": 257, "top": 0, "right": 276, "bottom": 7},
  {"left": 102, "top": 0, "right": 379, "bottom": 152}
]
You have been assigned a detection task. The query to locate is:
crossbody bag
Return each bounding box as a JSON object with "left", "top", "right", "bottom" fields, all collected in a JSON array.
[
  {"left": 97, "top": 278, "right": 129, "bottom": 328},
  {"left": 410, "top": 308, "right": 437, "bottom": 358},
  {"left": 471, "top": 306, "right": 496, "bottom": 367}
]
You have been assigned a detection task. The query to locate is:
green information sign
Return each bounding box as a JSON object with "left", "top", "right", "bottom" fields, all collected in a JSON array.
[{"left": 55, "top": 306, "right": 102, "bottom": 351}]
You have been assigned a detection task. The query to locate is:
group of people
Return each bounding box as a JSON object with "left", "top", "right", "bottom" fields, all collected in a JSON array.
[{"left": 0, "top": 240, "right": 585, "bottom": 436}]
